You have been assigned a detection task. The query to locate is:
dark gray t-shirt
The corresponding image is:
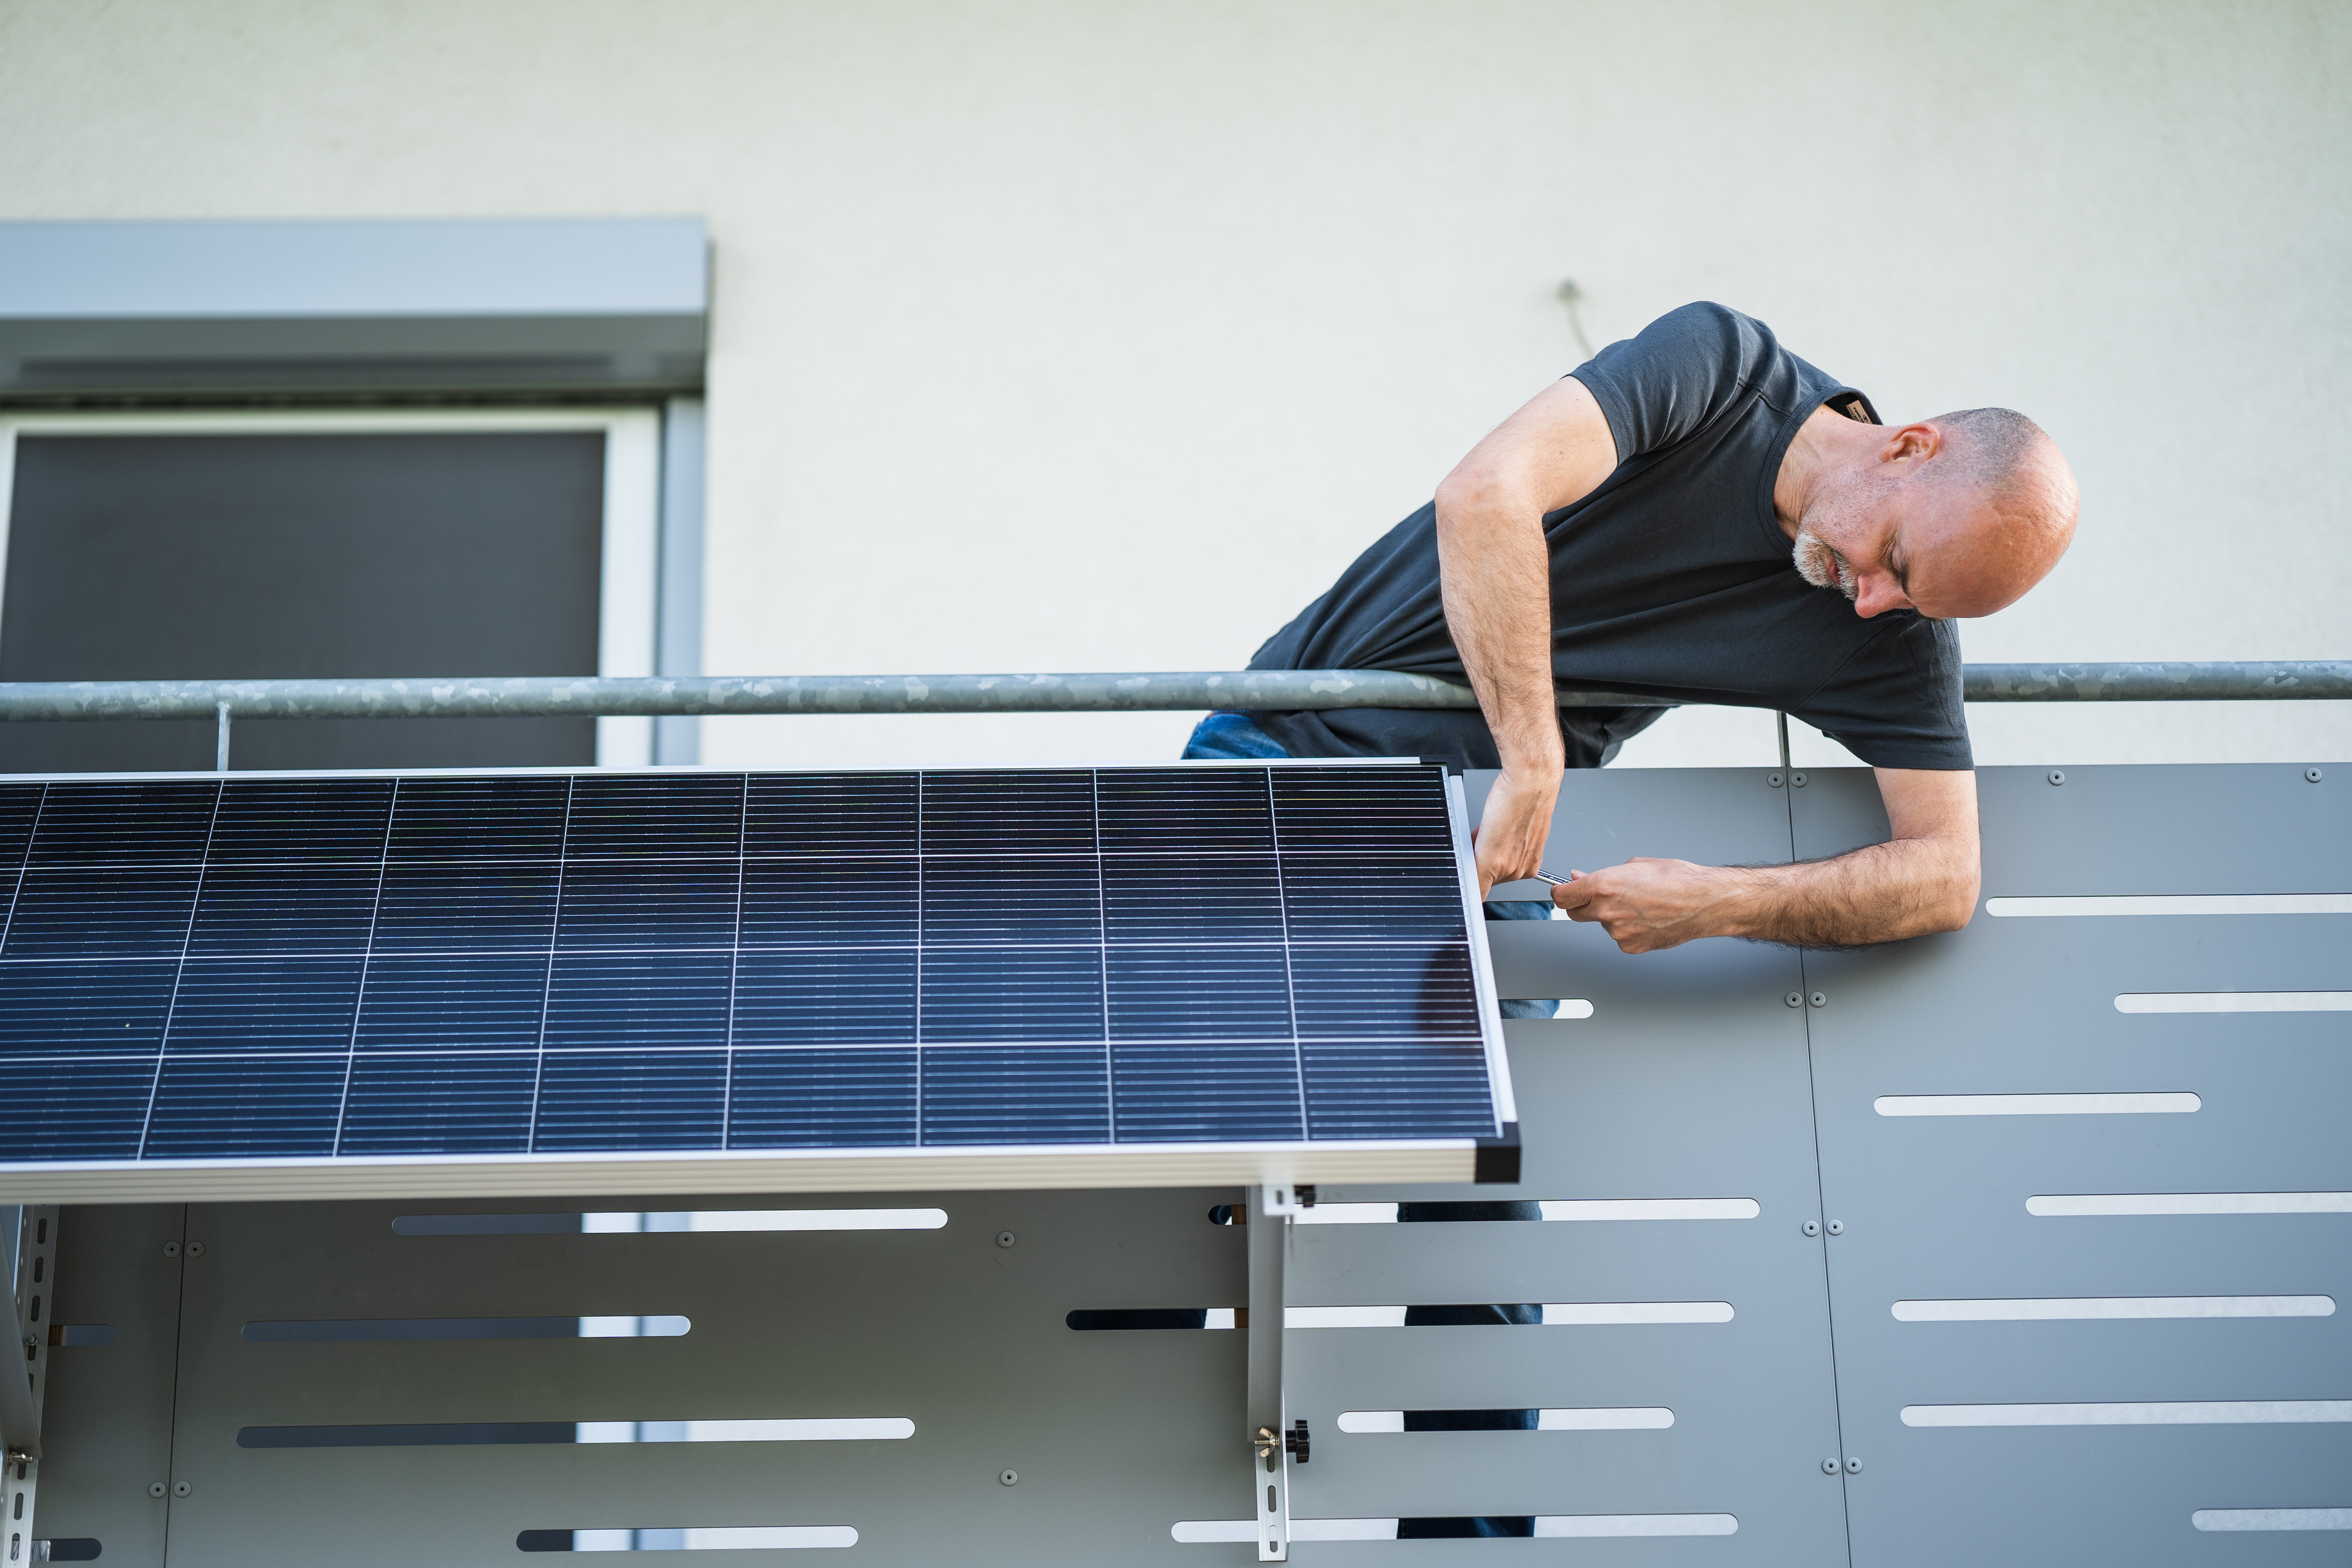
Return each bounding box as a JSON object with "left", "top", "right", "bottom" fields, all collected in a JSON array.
[{"left": 1244, "top": 302, "right": 1971, "bottom": 772}]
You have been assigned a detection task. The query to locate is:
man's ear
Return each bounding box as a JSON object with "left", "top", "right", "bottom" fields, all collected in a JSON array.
[{"left": 1877, "top": 422, "right": 1941, "bottom": 468}]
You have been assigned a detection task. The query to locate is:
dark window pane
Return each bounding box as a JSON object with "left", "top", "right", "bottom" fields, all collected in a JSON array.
[
  {"left": 1111, "top": 1043, "right": 1303, "bottom": 1143},
  {"left": 533, "top": 1051, "right": 726, "bottom": 1151},
  {"left": 165, "top": 958, "right": 364, "bottom": 1052},
  {"left": 728, "top": 1048, "right": 917, "bottom": 1147},
  {"left": 188, "top": 863, "right": 383, "bottom": 955},
  {"left": 1106, "top": 946, "right": 1291, "bottom": 1039},
  {"left": 1289, "top": 944, "right": 1480, "bottom": 1038},
  {"left": 744, "top": 773, "right": 917, "bottom": 855},
  {"left": 1271, "top": 766, "right": 1454, "bottom": 854},
  {"left": 0, "top": 959, "right": 177, "bottom": 1055},
  {"left": 388, "top": 778, "right": 571, "bottom": 859},
  {"left": 0, "top": 432, "right": 602, "bottom": 772},
  {"left": 919, "top": 1045, "right": 1107, "bottom": 1145},
  {"left": 339, "top": 1052, "right": 538, "bottom": 1155},
  {"left": 921, "top": 947, "right": 1103, "bottom": 1042},
  {"left": 354, "top": 955, "right": 550, "bottom": 1052},
  {"left": 922, "top": 771, "right": 1094, "bottom": 853},
  {"left": 209, "top": 779, "right": 394, "bottom": 860},
  {"left": 144, "top": 1053, "right": 348, "bottom": 1157},
  {"left": 921, "top": 858, "right": 1100, "bottom": 942},
  {"left": 555, "top": 860, "right": 740, "bottom": 950},
  {"left": 1095, "top": 768, "right": 1272, "bottom": 852},
  {"left": 740, "top": 857, "right": 916, "bottom": 945},
  {"left": 1102, "top": 855, "right": 1283, "bottom": 941},
  {"left": 543, "top": 955, "right": 731, "bottom": 1051},
  {"left": 733, "top": 949, "right": 915, "bottom": 1045}
]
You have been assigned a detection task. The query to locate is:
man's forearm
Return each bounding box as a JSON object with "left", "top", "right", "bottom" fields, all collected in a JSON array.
[
  {"left": 1711, "top": 837, "right": 1980, "bottom": 947},
  {"left": 1555, "top": 834, "right": 1981, "bottom": 953},
  {"left": 1434, "top": 489, "right": 1561, "bottom": 777}
]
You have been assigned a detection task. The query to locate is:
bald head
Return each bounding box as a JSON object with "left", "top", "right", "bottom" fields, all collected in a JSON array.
[
  {"left": 1787, "top": 405, "right": 2078, "bottom": 621},
  {"left": 1906, "top": 408, "right": 2078, "bottom": 615}
]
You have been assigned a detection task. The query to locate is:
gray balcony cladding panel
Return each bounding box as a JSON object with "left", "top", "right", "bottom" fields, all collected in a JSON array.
[
  {"left": 0, "top": 216, "right": 708, "bottom": 397},
  {"left": 0, "top": 763, "right": 1503, "bottom": 1167}
]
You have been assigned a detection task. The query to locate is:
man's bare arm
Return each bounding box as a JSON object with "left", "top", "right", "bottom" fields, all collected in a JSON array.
[
  {"left": 1552, "top": 768, "right": 1981, "bottom": 953},
  {"left": 1434, "top": 375, "right": 1619, "bottom": 896}
]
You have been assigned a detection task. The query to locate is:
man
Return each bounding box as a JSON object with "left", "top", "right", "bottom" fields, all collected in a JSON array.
[{"left": 1187, "top": 301, "right": 2078, "bottom": 956}]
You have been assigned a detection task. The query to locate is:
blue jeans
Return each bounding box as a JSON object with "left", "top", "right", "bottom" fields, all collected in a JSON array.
[{"left": 1185, "top": 713, "right": 1558, "bottom": 1019}]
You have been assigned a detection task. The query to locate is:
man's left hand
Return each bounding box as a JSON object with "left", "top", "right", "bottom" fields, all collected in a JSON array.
[{"left": 1550, "top": 858, "right": 1751, "bottom": 954}]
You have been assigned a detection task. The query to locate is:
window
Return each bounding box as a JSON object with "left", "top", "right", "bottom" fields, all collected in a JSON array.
[{"left": 0, "top": 408, "right": 659, "bottom": 773}]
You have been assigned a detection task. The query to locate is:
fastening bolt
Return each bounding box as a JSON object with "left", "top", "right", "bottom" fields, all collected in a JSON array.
[
  {"left": 162, "top": 1242, "right": 180, "bottom": 1259},
  {"left": 1767, "top": 772, "right": 1785, "bottom": 789},
  {"left": 996, "top": 1231, "right": 1016, "bottom": 1249},
  {"left": 1784, "top": 991, "right": 1803, "bottom": 1008},
  {"left": 999, "top": 1469, "right": 1019, "bottom": 1486},
  {"left": 1845, "top": 1456, "right": 1863, "bottom": 1474},
  {"left": 1826, "top": 1220, "right": 1844, "bottom": 1236},
  {"left": 1821, "top": 1457, "right": 1839, "bottom": 1475},
  {"left": 148, "top": 1481, "right": 165, "bottom": 1498},
  {"left": 1802, "top": 1221, "right": 1820, "bottom": 1238},
  {"left": 187, "top": 1241, "right": 205, "bottom": 1259},
  {"left": 2307, "top": 768, "right": 2325, "bottom": 784},
  {"left": 1809, "top": 992, "right": 1826, "bottom": 1008},
  {"left": 172, "top": 1480, "right": 193, "bottom": 1498},
  {"left": 2047, "top": 770, "right": 2066, "bottom": 786},
  {"left": 1789, "top": 771, "right": 1808, "bottom": 787}
]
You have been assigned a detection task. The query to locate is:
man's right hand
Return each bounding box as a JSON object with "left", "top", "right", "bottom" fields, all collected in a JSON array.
[{"left": 1472, "top": 768, "right": 1560, "bottom": 898}]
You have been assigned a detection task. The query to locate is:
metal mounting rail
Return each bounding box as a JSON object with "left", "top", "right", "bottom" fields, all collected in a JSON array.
[{"left": 0, "top": 662, "right": 2342, "bottom": 726}]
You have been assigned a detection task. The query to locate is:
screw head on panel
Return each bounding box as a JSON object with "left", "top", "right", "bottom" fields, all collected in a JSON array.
[
  {"left": 148, "top": 1481, "right": 165, "bottom": 1498},
  {"left": 1789, "top": 772, "right": 1808, "bottom": 787},
  {"left": 1784, "top": 991, "right": 1803, "bottom": 1008},
  {"left": 172, "top": 1480, "right": 192, "bottom": 1497},
  {"left": 186, "top": 1241, "right": 205, "bottom": 1259},
  {"left": 1821, "top": 1457, "right": 1839, "bottom": 1474},
  {"left": 1809, "top": 992, "right": 1827, "bottom": 1008},
  {"left": 1000, "top": 1469, "right": 1019, "bottom": 1486},
  {"left": 2047, "top": 770, "right": 2066, "bottom": 786},
  {"left": 1826, "top": 1220, "right": 1844, "bottom": 1236},
  {"left": 161, "top": 1242, "right": 180, "bottom": 1259},
  {"left": 1802, "top": 1221, "right": 1820, "bottom": 1238},
  {"left": 996, "top": 1231, "right": 1016, "bottom": 1249},
  {"left": 1845, "top": 1456, "right": 1863, "bottom": 1474},
  {"left": 1767, "top": 772, "right": 1784, "bottom": 789},
  {"left": 2308, "top": 768, "right": 2324, "bottom": 783}
]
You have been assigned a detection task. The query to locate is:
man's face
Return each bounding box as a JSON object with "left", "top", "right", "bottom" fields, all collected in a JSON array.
[{"left": 1792, "top": 473, "right": 1941, "bottom": 619}]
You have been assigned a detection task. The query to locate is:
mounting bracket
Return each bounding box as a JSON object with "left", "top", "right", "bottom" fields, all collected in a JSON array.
[
  {"left": 5, "top": 1206, "right": 56, "bottom": 1567},
  {"left": 1245, "top": 1187, "right": 1292, "bottom": 1560}
]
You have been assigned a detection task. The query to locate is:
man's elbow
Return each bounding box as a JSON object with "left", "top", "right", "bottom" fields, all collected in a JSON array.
[
  {"left": 1925, "top": 862, "right": 1982, "bottom": 935},
  {"left": 1434, "top": 465, "right": 1515, "bottom": 529}
]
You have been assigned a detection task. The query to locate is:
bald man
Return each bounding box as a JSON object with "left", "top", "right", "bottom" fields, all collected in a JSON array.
[{"left": 1186, "top": 302, "right": 2078, "bottom": 959}]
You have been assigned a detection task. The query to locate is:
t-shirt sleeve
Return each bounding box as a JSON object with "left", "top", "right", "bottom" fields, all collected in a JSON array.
[
  {"left": 1794, "top": 615, "right": 1975, "bottom": 770},
  {"left": 1568, "top": 301, "right": 1769, "bottom": 463}
]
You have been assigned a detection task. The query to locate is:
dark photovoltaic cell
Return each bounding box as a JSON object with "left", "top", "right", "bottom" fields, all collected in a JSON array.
[{"left": 0, "top": 764, "right": 1499, "bottom": 1167}]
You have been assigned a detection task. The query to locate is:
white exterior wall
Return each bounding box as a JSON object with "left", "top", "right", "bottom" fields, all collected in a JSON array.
[{"left": 1, "top": 0, "right": 2344, "bottom": 772}]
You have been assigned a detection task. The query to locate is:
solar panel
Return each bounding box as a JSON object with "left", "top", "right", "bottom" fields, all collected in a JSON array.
[{"left": 0, "top": 762, "right": 1516, "bottom": 1199}]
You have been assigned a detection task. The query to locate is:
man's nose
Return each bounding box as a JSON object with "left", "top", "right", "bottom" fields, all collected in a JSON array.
[{"left": 1852, "top": 574, "right": 1913, "bottom": 618}]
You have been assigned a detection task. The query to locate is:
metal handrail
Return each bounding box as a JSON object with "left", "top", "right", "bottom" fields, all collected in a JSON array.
[{"left": 0, "top": 662, "right": 2343, "bottom": 724}]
